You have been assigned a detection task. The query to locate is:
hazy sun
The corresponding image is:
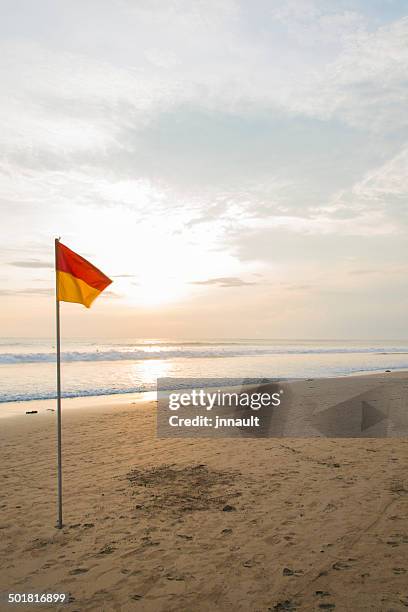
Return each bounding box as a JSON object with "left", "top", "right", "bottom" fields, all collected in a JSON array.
[{"left": 70, "top": 190, "right": 238, "bottom": 308}]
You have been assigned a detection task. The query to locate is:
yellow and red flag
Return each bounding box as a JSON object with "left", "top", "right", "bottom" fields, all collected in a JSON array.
[{"left": 56, "top": 241, "right": 112, "bottom": 308}]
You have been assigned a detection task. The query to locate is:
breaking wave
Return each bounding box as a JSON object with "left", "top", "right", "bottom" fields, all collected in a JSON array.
[{"left": 1, "top": 345, "right": 408, "bottom": 365}]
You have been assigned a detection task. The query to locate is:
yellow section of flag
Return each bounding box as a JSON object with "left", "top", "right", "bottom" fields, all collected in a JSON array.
[{"left": 56, "top": 242, "right": 112, "bottom": 308}]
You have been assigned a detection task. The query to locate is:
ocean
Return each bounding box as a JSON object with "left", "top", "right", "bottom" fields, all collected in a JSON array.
[{"left": 1, "top": 338, "right": 408, "bottom": 403}]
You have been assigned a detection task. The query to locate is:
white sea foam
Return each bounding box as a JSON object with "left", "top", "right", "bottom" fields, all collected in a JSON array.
[
  {"left": 0, "top": 345, "right": 407, "bottom": 364},
  {"left": 2, "top": 339, "right": 408, "bottom": 404}
]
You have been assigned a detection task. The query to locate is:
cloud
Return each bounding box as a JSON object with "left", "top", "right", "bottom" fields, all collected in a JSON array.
[
  {"left": 283, "top": 283, "right": 314, "bottom": 292},
  {"left": 190, "top": 277, "right": 256, "bottom": 287},
  {"left": 292, "top": 16, "right": 408, "bottom": 131},
  {"left": 102, "top": 290, "right": 121, "bottom": 299},
  {"left": 1, "top": 3, "right": 406, "bottom": 226},
  {"left": 1, "top": 0, "right": 408, "bottom": 339},
  {"left": 1, "top": 5, "right": 405, "bottom": 248},
  {"left": 348, "top": 269, "right": 377, "bottom": 276},
  {"left": 320, "top": 145, "right": 408, "bottom": 232},
  {"left": 0, "top": 287, "right": 53, "bottom": 296},
  {"left": 0, "top": 286, "right": 121, "bottom": 298},
  {"left": 21, "top": 288, "right": 54, "bottom": 295},
  {"left": 8, "top": 259, "right": 53, "bottom": 268},
  {"left": 2, "top": 3, "right": 406, "bottom": 175}
]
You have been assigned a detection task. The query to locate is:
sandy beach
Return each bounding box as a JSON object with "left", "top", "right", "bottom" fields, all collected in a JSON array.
[{"left": 1, "top": 373, "right": 408, "bottom": 611}]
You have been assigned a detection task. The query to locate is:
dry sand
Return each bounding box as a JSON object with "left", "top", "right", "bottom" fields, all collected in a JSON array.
[{"left": 1, "top": 373, "right": 408, "bottom": 611}]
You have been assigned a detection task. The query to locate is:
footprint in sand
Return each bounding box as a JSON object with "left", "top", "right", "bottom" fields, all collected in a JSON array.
[
  {"left": 332, "top": 560, "right": 352, "bottom": 570},
  {"left": 265, "top": 534, "right": 280, "bottom": 545},
  {"left": 165, "top": 572, "right": 186, "bottom": 581},
  {"left": 98, "top": 544, "right": 116, "bottom": 555},
  {"left": 270, "top": 600, "right": 299, "bottom": 611},
  {"left": 282, "top": 567, "right": 303, "bottom": 576},
  {"left": 69, "top": 567, "right": 89, "bottom": 575}
]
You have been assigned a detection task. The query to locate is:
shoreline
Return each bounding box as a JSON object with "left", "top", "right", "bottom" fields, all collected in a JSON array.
[
  {"left": 1, "top": 368, "right": 408, "bottom": 420},
  {"left": 0, "top": 390, "right": 156, "bottom": 420}
]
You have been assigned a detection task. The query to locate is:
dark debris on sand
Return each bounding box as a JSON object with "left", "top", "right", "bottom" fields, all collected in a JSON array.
[
  {"left": 127, "top": 464, "right": 241, "bottom": 515},
  {"left": 270, "top": 600, "right": 300, "bottom": 611}
]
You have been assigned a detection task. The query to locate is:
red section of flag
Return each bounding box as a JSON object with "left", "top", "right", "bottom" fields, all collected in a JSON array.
[{"left": 56, "top": 242, "right": 112, "bottom": 291}]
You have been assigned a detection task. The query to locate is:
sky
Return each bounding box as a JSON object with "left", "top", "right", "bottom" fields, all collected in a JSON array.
[{"left": 1, "top": 0, "right": 408, "bottom": 339}]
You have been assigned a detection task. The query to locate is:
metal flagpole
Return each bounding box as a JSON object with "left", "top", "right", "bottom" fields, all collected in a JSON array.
[{"left": 55, "top": 237, "right": 63, "bottom": 529}]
